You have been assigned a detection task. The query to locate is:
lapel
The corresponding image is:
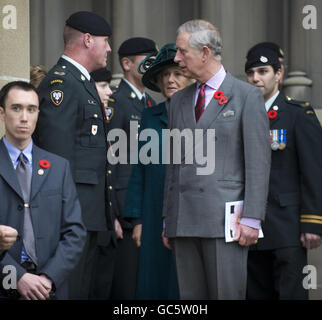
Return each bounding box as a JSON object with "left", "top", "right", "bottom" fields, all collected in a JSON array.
[
  {"left": 196, "top": 72, "right": 234, "bottom": 129},
  {"left": 30, "top": 145, "right": 51, "bottom": 201},
  {"left": 0, "top": 139, "right": 23, "bottom": 199},
  {"left": 57, "top": 58, "right": 101, "bottom": 104},
  {"left": 180, "top": 83, "right": 198, "bottom": 129},
  {"left": 180, "top": 72, "right": 234, "bottom": 130},
  {"left": 268, "top": 92, "right": 284, "bottom": 128}
]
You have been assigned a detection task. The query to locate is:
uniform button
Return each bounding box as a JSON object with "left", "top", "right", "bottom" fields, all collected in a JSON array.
[
  {"left": 62, "top": 65, "right": 66, "bottom": 69},
  {"left": 93, "top": 114, "right": 98, "bottom": 118},
  {"left": 107, "top": 170, "right": 112, "bottom": 174},
  {"left": 109, "top": 202, "right": 112, "bottom": 206},
  {"left": 109, "top": 186, "right": 113, "bottom": 190}
]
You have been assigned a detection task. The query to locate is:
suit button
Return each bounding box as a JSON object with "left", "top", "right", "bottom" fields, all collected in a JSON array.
[
  {"left": 199, "top": 188, "right": 204, "bottom": 192},
  {"left": 18, "top": 204, "right": 23, "bottom": 211}
]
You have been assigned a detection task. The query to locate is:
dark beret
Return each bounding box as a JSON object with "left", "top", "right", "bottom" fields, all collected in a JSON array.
[
  {"left": 140, "top": 43, "right": 178, "bottom": 92},
  {"left": 90, "top": 68, "right": 112, "bottom": 83},
  {"left": 245, "top": 47, "right": 281, "bottom": 72},
  {"left": 247, "top": 42, "right": 284, "bottom": 59},
  {"left": 66, "top": 11, "right": 112, "bottom": 36},
  {"left": 118, "top": 37, "right": 157, "bottom": 56}
]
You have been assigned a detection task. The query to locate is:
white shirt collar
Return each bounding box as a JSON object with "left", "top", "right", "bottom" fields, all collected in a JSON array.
[
  {"left": 265, "top": 90, "right": 280, "bottom": 112},
  {"left": 123, "top": 78, "right": 145, "bottom": 101},
  {"left": 61, "top": 55, "right": 91, "bottom": 81}
]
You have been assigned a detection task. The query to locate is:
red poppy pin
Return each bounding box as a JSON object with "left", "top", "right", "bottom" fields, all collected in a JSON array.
[
  {"left": 39, "top": 160, "right": 51, "bottom": 169},
  {"left": 214, "top": 90, "right": 228, "bottom": 105},
  {"left": 147, "top": 100, "right": 152, "bottom": 108},
  {"left": 268, "top": 110, "right": 278, "bottom": 119}
]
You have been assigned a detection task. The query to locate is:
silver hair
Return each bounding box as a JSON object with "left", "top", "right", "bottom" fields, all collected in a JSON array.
[{"left": 177, "top": 20, "right": 223, "bottom": 61}]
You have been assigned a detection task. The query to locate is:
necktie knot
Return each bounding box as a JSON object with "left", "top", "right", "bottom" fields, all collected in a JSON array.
[{"left": 18, "top": 153, "right": 27, "bottom": 166}]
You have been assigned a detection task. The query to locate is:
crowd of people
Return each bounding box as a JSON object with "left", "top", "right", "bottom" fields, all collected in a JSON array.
[{"left": 1, "top": 10, "right": 322, "bottom": 300}]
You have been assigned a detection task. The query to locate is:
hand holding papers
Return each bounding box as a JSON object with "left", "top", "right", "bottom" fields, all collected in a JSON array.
[{"left": 225, "top": 200, "right": 264, "bottom": 243}]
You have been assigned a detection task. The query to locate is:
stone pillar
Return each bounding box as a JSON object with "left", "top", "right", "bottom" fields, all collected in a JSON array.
[
  {"left": 289, "top": 0, "right": 322, "bottom": 108},
  {"left": 0, "top": 0, "right": 30, "bottom": 137},
  {"left": 199, "top": 0, "right": 270, "bottom": 80},
  {"left": 283, "top": 71, "right": 313, "bottom": 101}
]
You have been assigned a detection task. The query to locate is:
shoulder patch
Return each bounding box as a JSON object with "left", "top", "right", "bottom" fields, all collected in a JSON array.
[
  {"left": 50, "top": 90, "right": 64, "bottom": 106},
  {"left": 50, "top": 79, "right": 63, "bottom": 85},
  {"left": 105, "top": 106, "right": 114, "bottom": 122}
]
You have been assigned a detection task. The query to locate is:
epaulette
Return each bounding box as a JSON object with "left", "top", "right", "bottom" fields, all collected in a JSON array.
[
  {"left": 51, "top": 64, "right": 69, "bottom": 77},
  {"left": 285, "top": 96, "right": 311, "bottom": 108},
  {"left": 110, "top": 85, "right": 119, "bottom": 92}
]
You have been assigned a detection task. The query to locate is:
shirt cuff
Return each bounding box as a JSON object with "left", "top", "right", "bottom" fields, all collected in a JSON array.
[{"left": 239, "top": 217, "right": 261, "bottom": 230}]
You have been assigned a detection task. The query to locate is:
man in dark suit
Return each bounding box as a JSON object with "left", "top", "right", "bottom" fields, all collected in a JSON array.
[
  {"left": 0, "top": 226, "right": 18, "bottom": 261},
  {"left": 33, "top": 11, "right": 113, "bottom": 299},
  {"left": 245, "top": 45, "right": 322, "bottom": 299},
  {"left": 162, "top": 20, "right": 271, "bottom": 300},
  {"left": 0, "top": 81, "right": 85, "bottom": 300},
  {"left": 106, "top": 37, "right": 157, "bottom": 299}
]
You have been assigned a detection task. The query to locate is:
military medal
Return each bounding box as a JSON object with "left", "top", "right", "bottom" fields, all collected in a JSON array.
[
  {"left": 270, "top": 130, "right": 279, "bottom": 151},
  {"left": 278, "top": 129, "right": 287, "bottom": 150}
]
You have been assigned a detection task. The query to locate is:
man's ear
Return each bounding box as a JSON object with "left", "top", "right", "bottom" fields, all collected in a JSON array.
[
  {"left": 201, "top": 46, "right": 211, "bottom": 62},
  {"left": 121, "top": 57, "right": 132, "bottom": 72},
  {"left": 275, "top": 68, "right": 283, "bottom": 83},
  {"left": 83, "top": 33, "right": 92, "bottom": 48}
]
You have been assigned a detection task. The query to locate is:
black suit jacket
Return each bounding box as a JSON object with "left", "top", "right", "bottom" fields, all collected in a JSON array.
[
  {"left": 253, "top": 92, "right": 322, "bottom": 250},
  {"left": 0, "top": 140, "right": 86, "bottom": 298},
  {"left": 106, "top": 79, "right": 156, "bottom": 228},
  {"left": 34, "top": 57, "right": 112, "bottom": 231}
]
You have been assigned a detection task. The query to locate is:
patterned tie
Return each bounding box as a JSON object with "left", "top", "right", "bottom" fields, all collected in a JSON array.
[
  {"left": 16, "top": 153, "right": 37, "bottom": 265},
  {"left": 195, "top": 83, "right": 206, "bottom": 122}
]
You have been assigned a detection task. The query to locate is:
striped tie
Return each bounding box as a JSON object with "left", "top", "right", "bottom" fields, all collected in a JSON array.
[{"left": 195, "top": 83, "right": 206, "bottom": 122}]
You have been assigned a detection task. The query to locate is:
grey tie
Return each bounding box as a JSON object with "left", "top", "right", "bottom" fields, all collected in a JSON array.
[{"left": 16, "top": 153, "right": 37, "bottom": 265}]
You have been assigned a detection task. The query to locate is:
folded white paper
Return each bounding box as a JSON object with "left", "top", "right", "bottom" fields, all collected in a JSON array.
[{"left": 225, "top": 200, "right": 264, "bottom": 242}]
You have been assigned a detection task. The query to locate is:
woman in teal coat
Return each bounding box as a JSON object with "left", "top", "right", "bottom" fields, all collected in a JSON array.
[{"left": 124, "top": 43, "right": 192, "bottom": 299}]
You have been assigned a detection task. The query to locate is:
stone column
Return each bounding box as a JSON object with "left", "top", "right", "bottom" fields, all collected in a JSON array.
[
  {"left": 289, "top": 0, "right": 322, "bottom": 108},
  {"left": 199, "top": 0, "right": 271, "bottom": 80},
  {"left": 0, "top": 0, "right": 30, "bottom": 137}
]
